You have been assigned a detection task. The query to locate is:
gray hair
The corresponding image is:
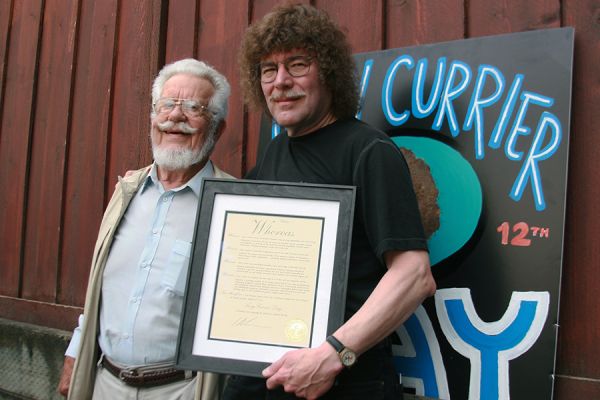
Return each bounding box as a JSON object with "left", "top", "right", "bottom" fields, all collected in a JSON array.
[{"left": 151, "top": 58, "right": 230, "bottom": 123}]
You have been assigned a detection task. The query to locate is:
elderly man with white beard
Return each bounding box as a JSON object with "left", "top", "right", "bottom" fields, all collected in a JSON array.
[{"left": 57, "top": 59, "right": 233, "bottom": 400}]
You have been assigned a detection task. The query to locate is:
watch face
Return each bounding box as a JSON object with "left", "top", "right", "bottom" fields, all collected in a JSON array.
[{"left": 340, "top": 350, "right": 356, "bottom": 367}]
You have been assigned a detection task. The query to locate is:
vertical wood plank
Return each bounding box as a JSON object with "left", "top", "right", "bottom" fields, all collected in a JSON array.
[
  {"left": 468, "top": 0, "right": 560, "bottom": 37},
  {"left": 22, "top": 0, "right": 79, "bottom": 302},
  {"left": 196, "top": 0, "right": 249, "bottom": 178},
  {"left": 252, "top": 0, "right": 307, "bottom": 17},
  {"left": 386, "top": 0, "right": 465, "bottom": 48},
  {"left": 0, "top": 0, "right": 43, "bottom": 297},
  {"left": 107, "top": 0, "right": 163, "bottom": 185},
  {"left": 558, "top": 0, "right": 600, "bottom": 384},
  {"left": 0, "top": 0, "right": 13, "bottom": 112},
  {"left": 245, "top": 110, "right": 264, "bottom": 174},
  {"left": 165, "top": 0, "right": 198, "bottom": 62},
  {"left": 59, "top": 0, "right": 119, "bottom": 306},
  {"left": 316, "top": 0, "right": 384, "bottom": 52}
]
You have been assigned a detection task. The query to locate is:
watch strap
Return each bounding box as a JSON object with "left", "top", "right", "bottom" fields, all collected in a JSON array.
[
  {"left": 326, "top": 335, "right": 345, "bottom": 353},
  {"left": 326, "top": 335, "right": 357, "bottom": 368}
]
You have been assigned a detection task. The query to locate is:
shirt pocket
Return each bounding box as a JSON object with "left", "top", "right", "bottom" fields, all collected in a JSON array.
[{"left": 161, "top": 239, "right": 192, "bottom": 296}]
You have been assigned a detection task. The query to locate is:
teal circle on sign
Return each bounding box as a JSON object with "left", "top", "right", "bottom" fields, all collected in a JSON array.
[{"left": 392, "top": 136, "right": 483, "bottom": 266}]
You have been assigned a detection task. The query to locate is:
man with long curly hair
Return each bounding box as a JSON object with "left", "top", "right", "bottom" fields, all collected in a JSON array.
[{"left": 224, "top": 4, "right": 436, "bottom": 399}]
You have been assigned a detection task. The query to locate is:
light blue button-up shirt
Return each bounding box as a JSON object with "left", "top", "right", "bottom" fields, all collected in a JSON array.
[{"left": 66, "top": 162, "right": 214, "bottom": 366}]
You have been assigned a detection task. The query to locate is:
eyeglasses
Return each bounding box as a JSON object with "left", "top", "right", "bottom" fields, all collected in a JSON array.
[
  {"left": 259, "top": 56, "right": 313, "bottom": 83},
  {"left": 153, "top": 98, "right": 212, "bottom": 118}
]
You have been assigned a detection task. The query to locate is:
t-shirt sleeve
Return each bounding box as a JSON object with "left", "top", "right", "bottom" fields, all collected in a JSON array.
[{"left": 353, "top": 139, "right": 428, "bottom": 263}]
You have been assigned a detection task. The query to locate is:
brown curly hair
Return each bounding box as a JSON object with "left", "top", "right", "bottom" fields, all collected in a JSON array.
[{"left": 239, "top": 3, "right": 359, "bottom": 119}]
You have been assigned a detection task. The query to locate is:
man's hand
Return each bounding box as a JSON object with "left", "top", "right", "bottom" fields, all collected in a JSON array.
[
  {"left": 262, "top": 343, "right": 343, "bottom": 399},
  {"left": 57, "top": 356, "right": 75, "bottom": 397}
]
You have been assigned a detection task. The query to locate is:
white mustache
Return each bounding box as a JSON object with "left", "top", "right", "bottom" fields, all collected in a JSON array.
[
  {"left": 156, "top": 120, "right": 198, "bottom": 134},
  {"left": 270, "top": 90, "right": 306, "bottom": 102}
]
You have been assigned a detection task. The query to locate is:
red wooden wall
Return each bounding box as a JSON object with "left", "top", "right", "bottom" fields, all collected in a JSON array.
[{"left": 0, "top": 0, "right": 598, "bottom": 397}]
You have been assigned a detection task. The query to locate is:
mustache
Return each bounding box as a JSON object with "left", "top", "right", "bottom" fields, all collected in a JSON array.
[
  {"left": 156, "top": 120, "right": 198, "bottom": 134},
  {"left": 269, "top": 90, "right": 306, "bottom": 102}
]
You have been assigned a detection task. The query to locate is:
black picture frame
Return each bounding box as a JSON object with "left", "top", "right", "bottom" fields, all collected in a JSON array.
[{"left": 176, "top": 178, "right": 356, "bottom": 377}]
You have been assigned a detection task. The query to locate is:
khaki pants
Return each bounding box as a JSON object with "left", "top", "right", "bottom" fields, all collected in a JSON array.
[{"left": 92, "top": 366, "right": 197, "bottom": 400}]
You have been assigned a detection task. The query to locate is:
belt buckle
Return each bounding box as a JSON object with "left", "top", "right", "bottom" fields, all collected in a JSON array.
[{"left": 119, "top": 367, "right": 140, "bottom": 381}]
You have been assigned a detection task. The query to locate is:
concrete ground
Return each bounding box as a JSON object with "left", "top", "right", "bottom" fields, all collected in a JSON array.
[{"left": 0, "top": 318, "right": 70, "bottom": 400}]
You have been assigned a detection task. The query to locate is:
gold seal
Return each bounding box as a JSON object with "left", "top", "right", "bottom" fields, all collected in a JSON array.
[{"left": 284, "top": 319, "right": 308, "bottom": 343}]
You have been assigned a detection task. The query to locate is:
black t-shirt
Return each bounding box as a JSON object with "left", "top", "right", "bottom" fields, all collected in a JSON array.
[{"left": 249, "top": 118, "right": 427, "bottom": 317}]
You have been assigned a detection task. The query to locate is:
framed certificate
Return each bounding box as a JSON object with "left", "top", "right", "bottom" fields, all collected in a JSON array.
[{"left": 176, "top": 178, "right": 355, "bottom": 377}]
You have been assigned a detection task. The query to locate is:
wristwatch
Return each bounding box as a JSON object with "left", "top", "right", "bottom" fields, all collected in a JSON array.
[{"left": 326, "top": 335, "right": 357, "bottom": 368}]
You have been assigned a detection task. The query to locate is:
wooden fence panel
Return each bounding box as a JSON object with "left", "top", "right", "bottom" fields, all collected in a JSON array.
[
  {"left": 316, "top": 0, "right": 384, "bottom": 52},
  {"left": 468, "top": 0, "right": 560, "bottom": 37},
  {"left": 0, "top": 0, "right": 43, "bottom": 297},
  {"left": 386, "top": 0, "right": 464, "bottom": 48},
  {"left": 165, "top": 0, "right": 200, "bottom": 64},
  {"left": 165, "top": 0, "right": 198, "bottom": 62},
  {"left": 556, "top": 0, "right": 600, "bottom": 395},
  {"left": 59, "top": 0, "right": 119, "bottom": 307},
  {"left": 555, "top": 377, "right": 600, "bottom": 400},
  {"left": 0, "top": 0, "right": 13, "bottom": 113},
  {"left": 195, "top": 0, "right": 249, "bottom": 178},
  {"left": 107, "top": 0, "right": 163, "bottom": 186},
  {"left": 22, "top": 0, "right": 79, "bottom": 303},
  {"left": 0, "top": 295, "right": 82, "bottom": 331}
]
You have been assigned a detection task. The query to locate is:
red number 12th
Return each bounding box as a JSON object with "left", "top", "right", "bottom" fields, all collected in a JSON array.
[{"left": 497, "top": 222, "right": 531, "bottom": 246}]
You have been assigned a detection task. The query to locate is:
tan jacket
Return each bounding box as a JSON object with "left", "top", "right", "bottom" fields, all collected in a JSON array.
[{"left": 68, "top": 164, "right": 234, "bottom": 400}]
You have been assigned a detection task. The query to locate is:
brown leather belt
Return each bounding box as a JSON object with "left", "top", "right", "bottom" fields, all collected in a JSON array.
[{"left": 101, "top": 357, "right": 196, "bottom": 387}]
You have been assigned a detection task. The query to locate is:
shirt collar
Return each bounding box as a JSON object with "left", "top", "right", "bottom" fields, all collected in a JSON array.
[{"left": 142, "top": 161, "right": 214, "bottom": 196}]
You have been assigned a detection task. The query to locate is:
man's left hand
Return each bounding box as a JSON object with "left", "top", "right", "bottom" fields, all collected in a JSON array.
[{"left": 262, "top": 343, "right": 343, "bottom": 399}]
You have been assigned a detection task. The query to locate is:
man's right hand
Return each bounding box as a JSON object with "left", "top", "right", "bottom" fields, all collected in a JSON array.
[{"left": 57, "top": 356, "right": 75, "bottom": 397}]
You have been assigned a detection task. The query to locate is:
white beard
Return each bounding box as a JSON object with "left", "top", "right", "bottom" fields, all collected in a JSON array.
[
  {"left": 152, "top": 146, "right": 202, "bottom": 171},
  {"left": 151, "top": 121, "right": 216, "bottom": 171}
]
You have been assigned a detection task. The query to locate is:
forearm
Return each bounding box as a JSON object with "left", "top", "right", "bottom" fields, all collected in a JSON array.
[
  {"left": 57, "top": 355, "right": 75, "bottom": 397},
  {"left": 333, "top": 250, "right": 435, "bottom": 355},
  {"left": 262, "top": 250, "right": 435, "bottom": 399}
]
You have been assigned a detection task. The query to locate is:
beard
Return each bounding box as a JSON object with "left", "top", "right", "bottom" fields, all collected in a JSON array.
[{"left": 151, "top": 120, "right": 217, "bottom": 171}]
